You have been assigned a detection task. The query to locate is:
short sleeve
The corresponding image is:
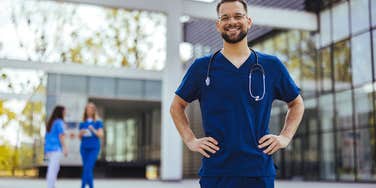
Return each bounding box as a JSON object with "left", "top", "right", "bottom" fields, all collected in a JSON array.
[
  {"left": 175, "top": 59, "right": 203, "bottom": 103},
  {"left": 96, "top": 120, "right": 103, "bottom": 129},
  {"left": 274, "top": 58, "right": 301, "bottom": 103},
  {"left": 79, "top": 122, "right": 84, "bottom": 130},
  {"left": 56, "top": 120, "right": 65, "bottom": 135}
]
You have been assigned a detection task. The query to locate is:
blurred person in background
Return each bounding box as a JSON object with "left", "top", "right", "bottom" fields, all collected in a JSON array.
[
  {"left": 44, "top": 105, "right": 68, "bottom": 188},
  {"left": 79, "top": 102, "right": 103, "bottom": 188}
]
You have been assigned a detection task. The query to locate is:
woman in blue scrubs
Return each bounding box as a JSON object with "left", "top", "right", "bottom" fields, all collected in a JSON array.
[
  {"left": 170, "top": 0, "right": 305, "bottom": 187},
  {"left": 45, "top": 105, "right": 67, "bottom": 188},
  {"left": 79, "top": 102, "right": 103, "bottom": 188}
]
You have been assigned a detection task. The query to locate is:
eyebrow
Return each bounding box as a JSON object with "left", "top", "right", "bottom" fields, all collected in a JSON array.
[{"left": 219, "top": 12, "right": 245, "bottom": 16}]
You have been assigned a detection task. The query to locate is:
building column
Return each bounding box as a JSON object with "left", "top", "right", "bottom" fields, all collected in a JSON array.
[{"left": 161, "top": 0, "right": 184, "bottom": 181}]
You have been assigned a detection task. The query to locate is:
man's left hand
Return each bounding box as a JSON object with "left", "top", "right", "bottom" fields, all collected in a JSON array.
[{"left": 258, "top": 134, "right": 291, "bottom": 155}]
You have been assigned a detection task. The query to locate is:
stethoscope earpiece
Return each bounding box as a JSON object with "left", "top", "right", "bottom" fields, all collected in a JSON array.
[{"left": 206, "top": 48, "right": 266, "bottom": 102}]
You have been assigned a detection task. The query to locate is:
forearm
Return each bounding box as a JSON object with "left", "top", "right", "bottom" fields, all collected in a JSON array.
[
  {"left": 59, "top": 134, "right": 66, "bottom": 149},
  {"left": 280, "top": 96, "right": 304, "bottom": 139},
  {"left": 170, "top": 104, "right": 196, "bottom": 144}
]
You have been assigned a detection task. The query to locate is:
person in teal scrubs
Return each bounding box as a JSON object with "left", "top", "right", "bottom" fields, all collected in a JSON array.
[
  {"left": 79, "top": 102, "right": 103, "bottom": 188},
  {"left": 170, "top": 0, "right": 305, "bottom": 187}
]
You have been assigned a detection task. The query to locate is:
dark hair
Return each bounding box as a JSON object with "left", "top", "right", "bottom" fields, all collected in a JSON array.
[
  {"left": 46, "top": 105, "right": 65, "bottom": 132},
  {"left": 216, "top": 0, "right": 248, "bottom": 15}
]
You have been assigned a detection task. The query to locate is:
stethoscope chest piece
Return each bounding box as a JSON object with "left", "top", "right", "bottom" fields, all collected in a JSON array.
[{"left": 205, "top": 77, "right": 210, "bottom": 86}]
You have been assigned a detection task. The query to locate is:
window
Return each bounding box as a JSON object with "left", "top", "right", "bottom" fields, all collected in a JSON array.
[
  {"left": 332, "top": 1, "right": 350, "bottom": 43},
  {"left": 335, "top": 90, "right": 353, "bottom": 131},
  {"left": 350, "top": 0, "right": 370, "bottom": 34},
  {"left": 320, "top": 132, "right": 336, "bottom": 180},
  {"left": 336, "top": 130, "right": 356, "bottom": 181},
  {"left": 320, "top": 9, "right": 332, "bottom": 47},
  {"left": 319, "top": 94, "right": 334, "bottom": 131},
  {"left": 320, "top": 47, "right": 332, "bottom": 93},
  {"left": 353, "top": 84, "right": 374, "bottom": 129},
  {"left": 351, "top": 32, "right": 372, "bottom": 86},
  {"left": 334, "top": 40, "right": 351, "bottom": 91}
]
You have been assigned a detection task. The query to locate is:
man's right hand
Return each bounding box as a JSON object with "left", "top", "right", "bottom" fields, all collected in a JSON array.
[{"left": 185, "top": 137, "right": 220, "bottom": 158}]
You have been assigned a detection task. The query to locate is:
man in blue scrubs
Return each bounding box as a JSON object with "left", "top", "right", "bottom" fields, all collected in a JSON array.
[{"left": 170, "top": 0, "right": 305, "bottom": 187}]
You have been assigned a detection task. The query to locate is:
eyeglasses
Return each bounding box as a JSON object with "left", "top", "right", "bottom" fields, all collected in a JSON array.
[{"left": 218, "top": 13, "right": 247, "bottom": 22}]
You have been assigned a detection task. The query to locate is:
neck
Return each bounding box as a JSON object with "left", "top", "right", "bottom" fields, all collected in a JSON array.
[{"left": 222, "top": 38, "right": 250, "bottom": 56}]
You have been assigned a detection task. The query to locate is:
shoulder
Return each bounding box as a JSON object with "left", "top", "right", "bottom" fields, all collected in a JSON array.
[
  {"left": 255, "top": 51, "right": 286, "bottom": 71},
  {"left": 188, "top": 54, "right": 211, "bottom": 70},
  {"left": 54, "top": 119, "right": 64, "bottom": 126},
  {"left": 255, "top": 51, "right": 281, "bottom": 64}
]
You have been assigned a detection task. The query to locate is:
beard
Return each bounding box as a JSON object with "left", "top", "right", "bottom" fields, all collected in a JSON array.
[{"left": 221, "top": 24, "right": 248, "bottom": 44}]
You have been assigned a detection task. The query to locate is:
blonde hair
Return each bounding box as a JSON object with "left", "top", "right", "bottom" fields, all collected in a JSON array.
[{"left": 83, "top": 102, "right": 100, "bottom": 121}]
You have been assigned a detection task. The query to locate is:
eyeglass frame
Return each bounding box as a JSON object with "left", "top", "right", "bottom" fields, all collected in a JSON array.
[{"left": 218, "top": 13, "right": 248, "bottom": 22}]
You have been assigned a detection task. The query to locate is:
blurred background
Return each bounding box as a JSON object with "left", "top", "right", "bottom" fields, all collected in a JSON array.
[{"left": 0, "top": 0, "right": 375, "bottom": 186}]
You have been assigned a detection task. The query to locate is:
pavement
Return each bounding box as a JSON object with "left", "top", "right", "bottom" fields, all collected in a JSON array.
[{"left": 0, "top": 178, "right": 375, "bottom": 188}]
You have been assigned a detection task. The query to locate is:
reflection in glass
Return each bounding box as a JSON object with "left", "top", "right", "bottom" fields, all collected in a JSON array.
[
  {"left": 303, "top": 134, "right": 319, "bottom": 180},
  {"left": 332, "top": 1, "right": 350, "bottom": 42},
  {"left": 336, "top": 130, "right": 356, "bottom": 181},
  {"left": 320, "top": 132, "right": 336, "bottom": 180},
  {"left": 288, "top": 31, "right": 300, "bottom": 58},
  {"left": 373, "top": 30, "right": 376, "bottom": 80},
  {"left": 356, "top": 128, "right": 376, "bottom": 181},
  {"left": 285, "top": 57, "right": 301, "bottom": 86},
  {"left": 354, "top": 84, "right": 374, "bottom": 129},
  {"left": 303, "top": 99, "right": 318, "bottom": 133},
  {"left": 301, "top": 31, "right": 316, "bottom": 54},
  {"left": 319, "top": 94, "right": 334, "bottom": 131},
  {"left": 320, "top": 47, "right": 332, "bottom": 93},
  {"left": 351, "top": 32, "right": 372, "bottom": 86},
  {"left": 350, "top": 0, "right": 370, "bottom": 34},
  {"left": 320, "top": 9, "right": 331, "bottom": 47},
  {"left": 335, "top": 90, "right": 353, "bottom": 130},
  {"left": 334, "top": 40, "right": 351, "bottom": 91},
  {"left": 372, "top": 0, "right": 376, "bottom": 27},
  {"left": 301, "top": 53, "right": 317, "bottom": 97},
  {"left": 291, "top": 137, "right": 303, "bottom": 179},
  {"left": 274, "top": 33, "right": 288, "bottom": 62}
]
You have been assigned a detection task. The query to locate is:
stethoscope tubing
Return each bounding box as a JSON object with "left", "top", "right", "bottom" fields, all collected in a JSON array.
[{"left": 205, "top": 48, "right": 266, "bottom": 101}]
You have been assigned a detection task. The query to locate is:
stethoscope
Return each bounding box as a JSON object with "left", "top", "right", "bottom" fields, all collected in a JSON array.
[{"left": 205, "top": 48, "right": 266, "bottom": 101}]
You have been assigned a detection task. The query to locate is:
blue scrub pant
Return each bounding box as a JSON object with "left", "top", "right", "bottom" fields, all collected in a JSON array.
[
  {"left": 199, "top": 176, "right": 274, "bottom": 188},
  {"left": 80, "top": 147, "right": 100, "bottom": 188}
]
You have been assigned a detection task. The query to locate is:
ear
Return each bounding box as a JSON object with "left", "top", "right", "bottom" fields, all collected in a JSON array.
[
  {"left": 247, "top": 16, "right": 253, "bottom": 30},
  {"left": 215, "top": 20, "right": 221, "bottom": 32}
]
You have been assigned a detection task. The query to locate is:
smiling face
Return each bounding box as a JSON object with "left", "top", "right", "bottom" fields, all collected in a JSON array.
[
  {"left": 85, "top": 103, "right": 96, "bottom": 119},
  {"left": 216, "top": 1, "right": 252, "bottom": 44}
]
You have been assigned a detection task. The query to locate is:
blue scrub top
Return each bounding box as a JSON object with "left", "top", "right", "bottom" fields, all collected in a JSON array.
[
  {"left": 45, "top": 119, "right": 65, "bottom": 153},
  {"left": 79, "top": 120, "right": 103, "bottom": 149},
  {"left": 175, "top": 51, "right": 300, "bottom": 177}
]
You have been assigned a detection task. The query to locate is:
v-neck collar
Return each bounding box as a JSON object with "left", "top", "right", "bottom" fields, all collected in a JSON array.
[{"left": 218, "top": 50, "right": 254, "bottom": 71}]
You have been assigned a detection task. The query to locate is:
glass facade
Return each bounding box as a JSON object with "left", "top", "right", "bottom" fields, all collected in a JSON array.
[{"left": 246, "top": 0, "right": 376, "bottom": 182}]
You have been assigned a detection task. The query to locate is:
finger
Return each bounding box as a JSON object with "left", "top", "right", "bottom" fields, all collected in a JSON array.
[
  {"left": 198, "top": 148, "right": 210, "bottom": 158},
  {"left": 207, "top": 137, "right": 218, "bottom": 145},
  {"left": 203, "top": 141, "right": 220, "bottom": 151},
  {"left": 200, "top": 144, "right": 216, "bottom": 154},
  {"left": 259, "top": 134, "right": 272, "bottom": 144},
  {"left": 263, "top": 142, "right": 277, "bottom": 154},
  {"left": 268, "top": 145, "right": 281, "bottom": 155},
  {"left": 258, "top": 137, "right": 274, "bottom": 149}
]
